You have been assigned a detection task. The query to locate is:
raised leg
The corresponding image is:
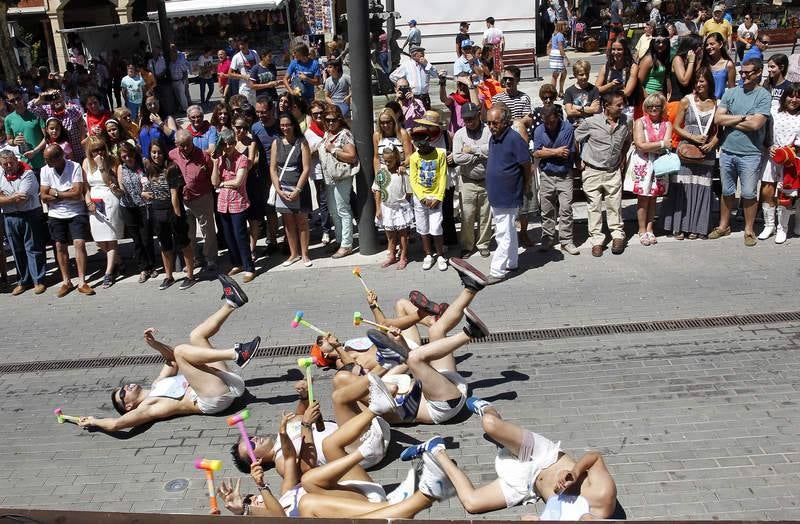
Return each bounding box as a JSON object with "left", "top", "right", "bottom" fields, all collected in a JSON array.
[
  {"left": 407, "top": 332, "right": 470, "bottom": 402},
  {"left": 433, "top": 450, "right": 508, "bottom": 514}
]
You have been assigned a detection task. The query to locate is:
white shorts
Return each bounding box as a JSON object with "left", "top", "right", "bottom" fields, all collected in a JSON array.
[
  {"left": 413, "top": 195, "right": 443, "bottom": 236},
  {"left": 339, "top": 480, "right": 387, "bottom": 502},
  {"left": 424, "top": 370, "right": 468, "bottom": 424},
  {"left": 495, "top": 431, "right": 561, "bottom": 507},
  {"left": 190, "top": 368, "right": 246, "bottom": 414},
  {"left": 762, "top": 159, "right": 780, "bottom": 184}
]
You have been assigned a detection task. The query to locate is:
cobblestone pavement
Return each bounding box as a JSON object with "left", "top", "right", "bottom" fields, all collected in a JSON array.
[{"left": 1, "top": 230, "right": 800, "bottom": 519}]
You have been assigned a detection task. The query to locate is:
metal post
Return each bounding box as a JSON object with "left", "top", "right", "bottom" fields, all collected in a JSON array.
[
  {"left": 385, "top": 0, "right": 395, "bottom": 71},
  {"left": 346, "top": 0, "right": 379, "bottom": 255}
]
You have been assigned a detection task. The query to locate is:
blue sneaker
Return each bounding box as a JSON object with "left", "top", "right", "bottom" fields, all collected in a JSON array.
[
  {"left": 465, "top": 396, "right": 492, "bottom": 417},
  {"left": 400, "top": 436, "right": 445, "bottom": 461}
]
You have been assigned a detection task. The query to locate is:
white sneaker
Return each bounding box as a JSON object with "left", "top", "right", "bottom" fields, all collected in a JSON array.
[
  {"left": 357, "top": 423, "right": 385, "bottom": 463},
  {"left": 437, "top": 256, "right": 448, "bottom": 271},
  {"left": 386, "top": 465, "right": 419, "bottom": 504},
  {"left": 367, "top": 373, "right": 398, "bottom": 415},
  {"left": 418, "top": 450, "right": 455, "bottom": 501},
  {"left": 776, "top": 229, "right": 788, "bottom": 244},
  {"left": 422, "top": 254, "right": 435, "bottom": 271}
]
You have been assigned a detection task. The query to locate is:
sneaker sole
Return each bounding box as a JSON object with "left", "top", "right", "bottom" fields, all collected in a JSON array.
[
  {"left": 219, "top": 274, "right": 249, "bottom": 305},
  {"left": 400, "top": 436, "right": 444, "bottom": 461},
  {"left": 464, "top": 308, "right": 490, "bottom": 338},
  {"left": 238, "top": 336, "right": 261, "bottom": 369},
  {"left": 367, "top": 373, "right": 398, "bottom": 410},
  {"left": 449, "top": 258, "right": 489, "bottom": 286},
  {"left": 367, "top": 329, "right": 409, "bottom": 362}
]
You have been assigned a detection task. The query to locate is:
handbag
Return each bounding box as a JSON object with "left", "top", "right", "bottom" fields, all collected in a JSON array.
[
  {"left": 320, "top": 132, "right": 359, "bottom": 182},
  {"left": 677, "top": 95, "right": 715, "bottom": 164},
  {"left": 267, "top": 142, "right": 297, "bottom": 207},
  {"left": 652, "top": 152, "right": 681, "bottom": 177}
]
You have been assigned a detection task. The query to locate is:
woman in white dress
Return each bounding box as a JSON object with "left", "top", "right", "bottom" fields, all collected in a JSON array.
[{"left": 82, "top": 136, "right": 124, "bottom": 288}]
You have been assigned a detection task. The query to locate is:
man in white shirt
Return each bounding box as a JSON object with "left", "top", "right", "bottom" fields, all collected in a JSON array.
[
  {"left": 389, "top": 47, "right": 440, "bottom": 109},
  {"left": 229, "top": 37, "right": 259, "bottom": 105},
  {"left": 38, "top": 144, "right": 94, "bottom": 297}
]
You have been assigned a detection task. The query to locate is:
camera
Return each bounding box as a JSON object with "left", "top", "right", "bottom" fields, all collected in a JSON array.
[{"left": 398, "top": 86, "right": 410, "bottom": 97}]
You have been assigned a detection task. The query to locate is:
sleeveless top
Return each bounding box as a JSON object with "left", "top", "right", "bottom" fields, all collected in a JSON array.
[
  {"left": 644, "top": 63, "right": 666, "bottom": 95},
  {"left": 147, "top": 375, "right": 189, "bottom": 400},
  {"left": 711, "top": 65, "right": 730, "bottom": 100},
  {"left": 669, "top": 59, "right": 692, "bottom": 102},
  {"left": 681, "top": 97, "right": 717, "bottom": 163}
]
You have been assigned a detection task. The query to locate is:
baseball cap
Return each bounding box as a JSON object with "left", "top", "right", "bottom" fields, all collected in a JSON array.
[
  {"left": 408, "top": 19, "right": 417, "bottom": 25},
  {"left": 461, "top": 103, "right": 481, "bottom": 118},
  {"left": 461, "top": 39, "right": 475, "bottom": 49},
  {"left": 410, "top": 46, "right": 425, "bottom": 54},
  {"left": 712, "top": 4, "right": 724, "bottom": 12}
]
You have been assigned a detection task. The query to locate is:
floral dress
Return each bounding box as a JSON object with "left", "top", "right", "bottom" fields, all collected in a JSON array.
[{"left": 627, "top": 116, "right": 669, "bottom": 197}]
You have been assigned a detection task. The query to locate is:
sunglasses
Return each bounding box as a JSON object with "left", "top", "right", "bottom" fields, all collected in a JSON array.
[
  {"left": 501, "top": 77, "right": 516, "bottom": 83},
  {"left": 646, "top": 105, "right": 663, "bottom": 110},
  {"left": 542, "top": 95, "right": 555, "bottom": 101},
  {"left": 118, "top": 387, "right": 127, "bottom": 406},
  {"left": 234, "top": 126, "right": 247, "bottom": 130},
  {"left": 311, "top": 111, "right": 324, "bottom": 117},
  {"left": 740, "top": 69, "right": 759, "bottom": 77},
  {"left": 324, "top": 118, "right": 339, "bottom": 123}
]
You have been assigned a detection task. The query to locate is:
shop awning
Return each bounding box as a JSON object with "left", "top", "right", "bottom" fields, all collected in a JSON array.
[{"left": 152, "top": 0, "right": 286, "bottom": 18}]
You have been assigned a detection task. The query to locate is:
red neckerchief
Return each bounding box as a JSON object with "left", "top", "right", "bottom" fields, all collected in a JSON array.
[
  {"left": 3, "top": 161, "right": 30, "bottom": 182},
  {"left": 450, "top": 92, "right": 469, "bottom": 105},
  {"left": 189, "top": 121, "right": 210, "bottom": 137},
  {"left": 310, "top": 120, "right": 325, "bottom": 137}
]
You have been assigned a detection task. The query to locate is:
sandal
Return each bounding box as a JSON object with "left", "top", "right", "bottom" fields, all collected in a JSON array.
[
  {"left": 102, "top": 274, "right": 114, "bottom": 289},
  {"left": 687, "top": 233, "right": 698, "bottom": 240},
  {"left": 639, "top": 234, "right": 651, "bottom": 246},
  {"left": 396, "top": 258, "right": 408, "bottom": 270},
  {"left": 138, "top": 271, "right": 148, "bottom": 283},
  {"left": 674, "top": 231, "right": 685, "bottom": 240},
  {"left": 381, "top": 256, "right": 397, "bottom": 268},
  {"left": 648, "top": 232, "right": 658, "bottom": 245}
]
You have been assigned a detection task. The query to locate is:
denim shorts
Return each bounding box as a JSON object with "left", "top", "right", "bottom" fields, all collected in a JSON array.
[{"left": 719, "top": 151, "right": 765, "bottom": 200}]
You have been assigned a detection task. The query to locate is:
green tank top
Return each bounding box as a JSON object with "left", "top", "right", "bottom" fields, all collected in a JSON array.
[{"left": 644, "top": 63, "right": 666, "bottom": 95}]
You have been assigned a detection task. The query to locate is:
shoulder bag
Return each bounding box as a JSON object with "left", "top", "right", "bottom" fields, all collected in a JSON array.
[
  {"left": 267, "top": 142, "right": 297, "bottom": 207},
  {"left": 677, "top": 95, "right": 716, "bottom": 164}
]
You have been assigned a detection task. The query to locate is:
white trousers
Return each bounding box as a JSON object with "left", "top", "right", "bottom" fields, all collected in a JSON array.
[{"left": 490, "top": 206, "right": 518, "bottom": 277}]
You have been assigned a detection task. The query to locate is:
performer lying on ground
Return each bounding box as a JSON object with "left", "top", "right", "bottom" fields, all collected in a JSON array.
[
  {"left": 230, "top": 380, "right": 390, "bottom": 476},
  {"left": 401, "top": 398, "right": 619, "bottom": 520},
  {"left": 78, "top": 275, "right": 259, "bottom": 432},
  {"left": 328, "top": 258, "right": 491, "bottom": 426},
  {"left": 218, "top": 373, "right": 454, "bottom": 517}
]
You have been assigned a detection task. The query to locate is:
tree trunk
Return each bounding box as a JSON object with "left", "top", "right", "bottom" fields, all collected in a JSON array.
[{"left": 0, "top": 4, "right": 21, "bottom": 83}]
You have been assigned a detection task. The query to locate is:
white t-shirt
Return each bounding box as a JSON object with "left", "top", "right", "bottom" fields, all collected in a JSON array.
[
  {"left": 483, "top": 27, "right": 503, "bottom": 46},
  {"left": 737, "top": 23, "right": 758, "bottom": 42},
  {"left": 230, "top": 49, "right": 259, "bottom": 96},
  {"left": 304, "top": 129, "right": 324, "bottom": 181},
  {"left": 39, "top": 160, "right": 87, "bottom": 219}
]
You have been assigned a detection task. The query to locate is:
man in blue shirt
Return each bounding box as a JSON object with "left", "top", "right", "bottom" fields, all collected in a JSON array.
[
  {"left": 741, "top": 35, "right": 768, "bottom": 65},
  {"left": 485, "top": 104, "right": 531, "bottom": 284},
  {"left": 532, "top": 105, "right": 578, "bottom": 255},
  {"left": 283, "top": 44, "right": 321, "bottom": 105},
  {"left": 711, "top": 57, "right": 771, "bottom": 247}
]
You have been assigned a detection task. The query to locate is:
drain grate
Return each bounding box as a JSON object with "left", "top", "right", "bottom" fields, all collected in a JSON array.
[{"left": 2, "top": 311, "right": 799, "bottom": 375}]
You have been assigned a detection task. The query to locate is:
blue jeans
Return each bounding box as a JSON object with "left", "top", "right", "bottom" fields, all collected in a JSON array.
[
  {"left": 126, "top": 101, "right": 140, "bottom": 121},
  {"left": 719, "top": 151, "right": 764, "bottom": 200},
  {"left": 219, "top": 210, "right": 253, "bottom": 272},
  {"left": 326, "top": 177, "right": 354, "bottom": 248},
  {"left": 5, "top": 208, "right": 46, "bottom": 285}
]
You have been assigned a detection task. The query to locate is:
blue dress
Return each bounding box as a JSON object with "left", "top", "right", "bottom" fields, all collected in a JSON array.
[{"left": 712, "top": 66, "right": 729, "bottom": 100}]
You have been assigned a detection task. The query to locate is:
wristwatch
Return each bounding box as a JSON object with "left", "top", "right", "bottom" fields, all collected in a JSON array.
[
  {"left": 740, "top": 115, "right": 747, "bottom": 123},
  {"left": 53, "top": 189, "right": 59, "bottom": 199}
]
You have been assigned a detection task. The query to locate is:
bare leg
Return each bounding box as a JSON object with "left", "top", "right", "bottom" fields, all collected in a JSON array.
[
  {"left": 322, "top": 409, "right": 376, "bottom": 462},
  {"left": 297, "top": 214, "right": 311, "bottom": 262},
  {"left": 55, "top": 242, "right": 71, "bottom": 284},
  {"left": 646, "top": 197, "right": 656, "bottom": 235},
  {"left": 354, "top": 491, "right": 434, "bottom": 518},
  {"left": 188, "top": 303, "right": 236, "bottom": 348},
  {"left": 421, "top": 233, "right": 432, "bottom": 256},
  {"left": 299, "top": 492, "right": 389, "bottom": 517},
  {"left": 283, "top": 213, "right": 299, "bottom": 261},
  {"left": 636, "top": 196, "right": 648, "bottom": 235},
  {"left": 74, "top": 240, "right": 88, "bottom": 283},
  {"left": 331, "top": 373, "right": 368, "bottom": 424},
  {"left": 761, "top": 182, "right": 776, "bottom": 206},
  {"left": 407, "top": 332, "right": 470, "bottom": 402},
  {"left": 433, "top": 449, "right": 508, "bottom": 514},
  {"left": 161, "top": 249, "right": 175, "bottom": 278},
  {"left": 301, "top": 438, "right": 372, "bottom": 493},
  {"left": 718, "top": 195, "right": 735, "bottom": 231},
  {"left": 433, "top": 234, "right": 444, "bottom": 256},
  {"left": 429, "top": 287, "right": 477, "bottom": 341},
  {"left": 743, "top": 197, "right": 758, "bottom": 236},
  {"left": 478, "top": 406, "right": 527, "bottom": 457},
  {"left": 182, "top": 245, "right": 195, "bottom": 278},
  {"left": 398, "top": 229, "right": 409, "bottom": 260}
]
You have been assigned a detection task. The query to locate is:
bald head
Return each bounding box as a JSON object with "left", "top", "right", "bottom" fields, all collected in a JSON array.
[{"left": 43, "top": 144, "right": 66, "bottom": 169}]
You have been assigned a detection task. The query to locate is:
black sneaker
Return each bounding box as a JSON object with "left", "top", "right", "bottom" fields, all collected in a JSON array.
[
  {"left": 218, "top": 274, "right": 248, "bottom": 308},
  {"left": 159, "top": 277, "right": 175, "bottom": 290},
  {"left": 449, "top": 258, "right": 489, "bottom": 292},
  {"left": 409, "top": 290, "right": 449, "bottom": 319},
  {"left": 367, "top": 328, "right": 409, "bottom": 367},
  {"left": 179, "top": 277, "right": 198, "bottom": 291},
  {"left": 463, "top": 308, "right": 489, "bottom": 339},
  {"left": 234, "top": 336, "right": 260, "bottom": 368}
]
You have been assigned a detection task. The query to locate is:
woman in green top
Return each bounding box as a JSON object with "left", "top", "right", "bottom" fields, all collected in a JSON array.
[{"left": 637, "top": 27, "right": 672, "bottom": 99}]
